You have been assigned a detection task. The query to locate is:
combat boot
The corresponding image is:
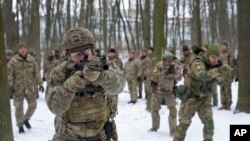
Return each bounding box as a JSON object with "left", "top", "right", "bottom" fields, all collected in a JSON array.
[
  {"left": 19, "top": 126, "right": 25, "bottom": 134},
  {"left": 218, "top": 106, "right": 225, "bottom": 110},
  {"left": 24, "top": 120, "right": 31, "bottom": 129},
  {"left": 149, "top": 128, "right": 158, "bottom": 132}
]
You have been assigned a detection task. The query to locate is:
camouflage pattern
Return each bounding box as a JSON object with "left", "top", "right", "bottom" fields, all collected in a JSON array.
[
  {"left": 8, "top": 54, "right": 43, "bottom": 127},
  {"left": 174, "top": 54, "right": 217, "bottom": 141},
  {"left": 209, "top": 69, "right": 218, "bottom": 106},
  {"left": 145, "top": 55, "right": 157, "bottom": 111},
  {"left": 180, "top": 52, "right": 192, "bottom": 77},
  {"left": 138, "top": 56, "right": 148, "bottom": 98},
  {"left": 124, "top": 58, "right": 141, "bottom": 102},
  {"left": 108, "top": 57, "right": 123, "bottom": 71},
  {"left": 217, "top": 51, "right": 233, "bottom": 110},
  {"left": 43, "top": 58, "right": 60, "bottom": 81},
  {"left": 151, "top": 61, "right": 181, "bottom": 135},
  {"left": 45, "top": 59, "right": 125, "bottom": 141}
]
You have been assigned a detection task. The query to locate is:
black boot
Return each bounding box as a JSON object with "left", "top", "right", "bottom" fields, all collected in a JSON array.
[
  {"left": 19, "top": 126, "right": 25, "bottom": 134},
  {"left": 24, "top": 120, "right": 31, "bottom": 129}
]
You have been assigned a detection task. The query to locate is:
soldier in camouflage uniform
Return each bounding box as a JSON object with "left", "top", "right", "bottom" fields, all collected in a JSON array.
[
  {"left": 6, "top": 49, "right": 15, "bottom": 98},
  {"left": 217, "top": 42, "right": 234, "bottom": 110},
  {"left": 137, "top": 48, "right": 148, "bottom": 99},
  {"left": 45, "top": 27, "right": 125, "bottom": 141},
  {"left": 8, "top": 43, "right": 44, "bottom": 134},
  {"left": 203, "top": 44, "right": 219, "bottom": 107},
  {"left": 107, "top": 48, "right": 123, "bottom": 70},
  {"left": 180, "top": 45, "right": 192, "bottom": 77},
  {"left": 150, "top": 52, "right": 181, "bottom": 136},
  {"left": 124, "top": 50, "right": 141, "bottom": 104},
  {"left": 106, "top": 48, "right": 124, "bottom": 141},
  {"left": 145, "top": 47, "right": 157, "bottom": 111},
  {"left": 43, "top": 52, "right": 61, "bottom": 81},
  {"left": 173, "top": 45, "right": 222, "bottom": 141}
]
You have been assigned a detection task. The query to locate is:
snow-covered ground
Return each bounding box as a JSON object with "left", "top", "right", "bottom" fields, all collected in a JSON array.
[{"left": 11, "top": 80, "right": 250, "bottom": 141}]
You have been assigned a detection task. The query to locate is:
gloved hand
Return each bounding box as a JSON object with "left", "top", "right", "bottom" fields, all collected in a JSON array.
[
  {"left": 82, "top": 61, "right": 101, "bottom": 82},
  {"left": 42, "top": 77, "right": 46, "bottom": 82},
  {"left": 150, "top": 81, "right": 158, "bottom": 88},
  {"left": 144, "top": 76, "right": 147, "bottom": 80},
  {"left": 39, "top": 85, "right": 44, "bottom": 93}
]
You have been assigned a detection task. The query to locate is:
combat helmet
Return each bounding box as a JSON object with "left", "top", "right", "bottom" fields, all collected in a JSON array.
[
  {"left": 163, "top": 51, "right": 174, "bottom": 61},
  {"left": 61, "top": 27, "right": 95, "bottom": 52}
]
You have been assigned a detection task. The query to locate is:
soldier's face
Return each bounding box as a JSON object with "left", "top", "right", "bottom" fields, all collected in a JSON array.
[
  {"left": 209, "top": 55, "right": 219, "bottom": 65},
  {"left": 69, "top": 48, "right": 93, "bottom": 63},
  {"left": 128, "top": 52, "right": 135, "bottom": 59},
  {"left": 220, "top": 44, "right": 228, "bottom": 51},
  {"left": 147, "top": 50, "right": 153, "bottom": 55},
  {"left": 108, "top": 52, "right": 115, "bottom": 59},
  {"left": 140, "top": 51, "right": 147, "bottom": 57},
  {"left": 18, "top": 46, "right": 28, "bottom": 56}
]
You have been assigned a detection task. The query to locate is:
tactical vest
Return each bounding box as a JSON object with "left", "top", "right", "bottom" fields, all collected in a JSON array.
[
  {"left": 156, "top": 65, "right": 176, "bottom": 94},
  {"left": 63, "top": 62, "right": 108, "bottom": 137},
  {"left": 185, "top": 55, "right": 213, "bottom": 98}
]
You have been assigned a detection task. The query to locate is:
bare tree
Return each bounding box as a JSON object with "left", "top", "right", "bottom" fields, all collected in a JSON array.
[
  {"left": 191, "top": 0, "right": 202, "bottom": 47},
  {"left": 154, "top": 0, "right": 165, "bottom": 61},
  {"left": 235, "top": 0, "right": 250, "bottom": 113},
  {"left": 2, "top": 0, "right": 19, "bottom": 49},
  {"left": 0, "top": 5, "right": 14, "bottom": 141}
]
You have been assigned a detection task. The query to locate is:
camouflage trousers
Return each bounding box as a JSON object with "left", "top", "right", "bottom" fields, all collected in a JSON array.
[
  {"left": 174, "top": 96, "right": 214, "bottom": 141},
  {"left": 53, "top": 117, "right": 107, "bottom": 141},
  {"left": 220, "top": 81, "right": 232, "bottom": 109},
  {"left": 151, "top": 92, "right": 177, "bottom": 134},
  {"left": 52, "top": 129, "right": 107, "bottom": 141},
  {"left": 127, "top": 79, "right": 138, "bottom": 102},
  {"left": 145, "top": 79, "right": 152, "bottom": 111},
  {"left": 212, "top": 82, "right": 218, "bottom": 106},
  {"left": 13, "top": 87, "right": 37, "bottom": 127}
]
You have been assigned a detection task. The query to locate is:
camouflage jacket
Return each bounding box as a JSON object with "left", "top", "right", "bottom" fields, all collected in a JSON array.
[
  {"left": 184, "top": 54, "right": 220, "bottom": 98},
  {"left": 107, "top": 57, "right": 123, "bottom": 71},
  {"left": 43, "top": 59, "right": 60, "bottom": 80},
  {"left": 218, "top": 51, "right": 234, "bottom": 81},
  {"left": 45, "top": 60, "right": 125, "bottom": 138},
  {"left": 124, "top": 58, "right": 141, "bottom": 80},
  {"left": 8, "top": 54, "right": 42, "bottom": 89},
  {"left": 151, "top": 61, "right": 181, "bottom": 94}
]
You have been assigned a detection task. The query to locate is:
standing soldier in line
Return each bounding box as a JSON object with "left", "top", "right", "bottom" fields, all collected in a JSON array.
[
  {"left": 150, "top": 52, "right": 181, "bottom": 136},
  {"left": 45, "top": 27, "right": 125, "bottom": 141},
  {"left": 218, "top": 42, "right": 234, "bottom": 110},
  {"left": 107, "top": 48, "right": 123, "bottom": 70},
  {"left": 174, "top": 45, "right": 222, "bottom": 141},
  {"left": 106, "top": 48, "right": 124, "bottom": 141},
  {"left": 124, "top": 50, "right": 141, "bottom": 104},
  {"left": 203, "top": 44, "right": 219, "bottom": 107},
  {"left": 8, "top": 43, "right": 44, "bottom": 133},
  {"left": 137, "top": 48, "right": 148, "bottom": 99},
  {"left": 180, "top": 45, "right": 192, "bottom": 78},
  {"left": 43, "top": 52, "right": 60, "bottom": 81},
  {"left": 145, "top": 47, "right": 157, "bottom": 111}
]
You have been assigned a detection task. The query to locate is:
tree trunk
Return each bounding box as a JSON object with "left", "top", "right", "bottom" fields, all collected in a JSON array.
[
  {"left": 208, "top": 0, "right": 217, "bottom": 43},
  {"left": 103, "top": 0, "right": 108, "bottom": 53},
  {"left": 191, "top": 0, "right": 202, "bottom": 47},
  {"left": 154, "top": 0, "right": 165, "bottom": 61},
  {"left": 66, "top": 0, "right": 71, "bottom": 30},
  {"left": 217, "top": 0, "right": 230, "bottom": 42},
  {"left": 236, "top": 0, "right": 250, "bottom": 113},
  {"left": 2, "top": 0, "right": 19, "bottom": 49},
  {"left": 143, "top": 0, "right": 151, "bottom": 49},
  {"left": 0, "top": 5, "right": 14, "bottom": 141},
  {"left": 27, "top": 0, "right": 41, "bottom": 62}
]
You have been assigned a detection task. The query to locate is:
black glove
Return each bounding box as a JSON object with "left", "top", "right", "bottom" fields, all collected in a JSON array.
[
  {"left": 42, "top": 77, "right": 46, "bottom": 82},
  {"left": 137, "top": 76, "right": 142, "bottom": 81},
  {"left": 150, "top": 81, "right": 157, "bottom": 88},
  {"left": 167, "top": 65, "right": 175, "bottom": 74},
  {"left": 87, "top": 60, "right": 109, "bottom": 71},
  {"left": 235, "top": 78, "right": 239, "bottom": 82},
  {"left": 144, "top": 76, "right": 147, "bottom": 80},
  {"left": 39, "top": 85, "right": 44, "bottom": 93}
]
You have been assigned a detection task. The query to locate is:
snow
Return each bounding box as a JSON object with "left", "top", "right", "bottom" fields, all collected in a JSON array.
[{"left": 11, "top": 80, "right": 250, "bottom": 141}]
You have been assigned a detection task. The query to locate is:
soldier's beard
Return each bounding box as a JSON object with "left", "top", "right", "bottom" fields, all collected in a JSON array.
[{"left": 19, "top": 53, "right": 27, "bottom": 60}]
